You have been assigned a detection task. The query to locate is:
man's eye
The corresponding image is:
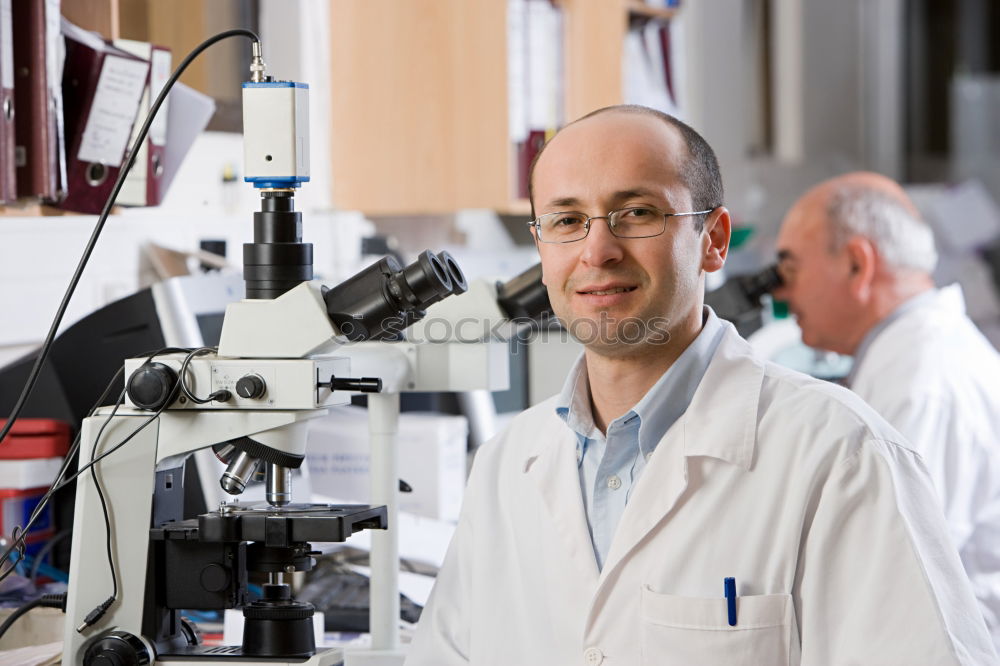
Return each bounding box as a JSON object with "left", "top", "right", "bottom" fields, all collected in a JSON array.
[
  {"left": 552, "top": 216, "right": 582, "bottom": 227},
  {"left": 622, "top": 207, "right": 656, "bottom": 218}
]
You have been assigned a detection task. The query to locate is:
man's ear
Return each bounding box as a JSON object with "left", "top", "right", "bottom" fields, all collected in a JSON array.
[
  {"left": 702, "top": 207, "right": 731, "bottom": 273},
  {"left": 844, "top": 236, "right": 876, "bottom": 300}
]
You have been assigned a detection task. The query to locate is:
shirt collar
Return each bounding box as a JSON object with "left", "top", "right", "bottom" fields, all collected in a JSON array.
[
  {"left": 554, "top": 307, "right": 727, "bottom": 457},
  {"left": 631, "top": 308, "right": 726, "bottom": 456},
  {"left": 536, "top": 319, "right": 763, "bottom": 471},
  {"left": 845, "top": 288, "right": 938, "bottom": 386},
  {"left": 555, "top": 353, "right": 595, "bottom": 436}
]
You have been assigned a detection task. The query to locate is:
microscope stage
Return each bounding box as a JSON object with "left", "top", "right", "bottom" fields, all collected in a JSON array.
[{"left": 151, "top": 504, "right": 388, "bottom": 547}]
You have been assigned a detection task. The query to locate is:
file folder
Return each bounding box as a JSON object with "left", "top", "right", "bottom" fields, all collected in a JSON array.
[
  {"left": 58, "top": 19, "right": 149, "bottom": 215},
  {"left": 12, "top": 0, "right": 66, "bottom": 203},
  {"left": 114, "top": 40, "right": 171, "bottom": 207},
  {"left": 0, "top": 0, "right": 16, "bottom": 203}
]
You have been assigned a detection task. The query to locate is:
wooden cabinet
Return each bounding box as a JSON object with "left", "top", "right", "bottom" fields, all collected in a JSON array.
[
  {"left": 327, "top": 1, "right": 509, "bottom": 216},
  {"left": 56, "top": 0, "right": 682, "bottom": 217},
  {"left": 327, "top": 0, "right": 681, "bottom": 216}
]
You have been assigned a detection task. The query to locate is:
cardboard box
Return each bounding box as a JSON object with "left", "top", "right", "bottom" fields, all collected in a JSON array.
[{"left": 306, "top": 406, "right": 467, "bottom": 523}]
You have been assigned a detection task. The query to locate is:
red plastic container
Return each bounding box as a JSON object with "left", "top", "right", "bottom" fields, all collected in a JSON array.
[{"left": 0, "top": 418, "right": 71, "bottom": 459}]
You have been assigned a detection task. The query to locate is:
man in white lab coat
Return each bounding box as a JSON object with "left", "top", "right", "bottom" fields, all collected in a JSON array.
[
  {"left": 774, "top": 171, "right": 1000, "bottom": 651},
  {"left": 406, "top": 108, "right": 997, "bottom": 665}
]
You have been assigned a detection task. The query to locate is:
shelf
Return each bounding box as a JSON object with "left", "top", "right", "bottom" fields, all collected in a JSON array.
[
  {"left": 626, "top": 1, "right": 680, "bottom": 21},
  {"left": 0, "top": 201, "right": 79, "bottom": 217}
]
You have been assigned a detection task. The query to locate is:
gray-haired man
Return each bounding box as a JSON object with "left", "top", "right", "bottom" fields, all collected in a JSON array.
[{"left": 775, "top": 171, "right": 1000, "bottom": 649}]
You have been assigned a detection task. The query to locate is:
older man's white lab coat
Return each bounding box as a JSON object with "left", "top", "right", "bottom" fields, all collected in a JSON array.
[
  {"left": 850, "top": 284, "right": 1000, "bottom": 650},
  {"left": 406, "top": 324, "right": 997, "bottom": 666}
]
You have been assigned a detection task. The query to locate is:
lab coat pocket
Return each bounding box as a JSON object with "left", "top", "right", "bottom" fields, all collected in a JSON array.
[{"left": 640, "top": 585, "right": 793, "bottom": 666}]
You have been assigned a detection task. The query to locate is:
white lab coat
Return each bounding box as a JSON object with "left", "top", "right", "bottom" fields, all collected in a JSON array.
[
  {"left": 407, "top": 323, "right": 997, "bottom": 666},
  {"left": 851, "top": 284, "right": 1000, "bottom": 649}
]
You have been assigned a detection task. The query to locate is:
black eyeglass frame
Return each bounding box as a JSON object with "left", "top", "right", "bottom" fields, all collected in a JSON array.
[{"left": 527, "top": 206, "right": 715, "bottom": 244}]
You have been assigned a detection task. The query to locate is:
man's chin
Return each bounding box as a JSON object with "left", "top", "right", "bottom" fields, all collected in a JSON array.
[
  {"left": 564, "top": 314, "right": 672, "bottom": 350},
  {"left": 800, "top": 328, "right": 838, "bottom": 354},
  {"left": 582, "top": 339, "right": 654, "bottom": 360}
]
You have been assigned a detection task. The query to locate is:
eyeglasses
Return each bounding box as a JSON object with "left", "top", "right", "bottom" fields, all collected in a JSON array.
[{"left": 527, "top": 206, "right": 714, "bottom": 244}]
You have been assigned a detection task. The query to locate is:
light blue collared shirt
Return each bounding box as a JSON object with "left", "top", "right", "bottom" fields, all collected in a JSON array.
[{"left": 554, "top": 308, "right": 726, "bottom": 569}]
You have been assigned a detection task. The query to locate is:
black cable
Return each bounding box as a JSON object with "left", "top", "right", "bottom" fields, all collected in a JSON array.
[
  {"left": 0, "top": 347, "right": 185, "bottom": 586},
  {"left": 0, "top": 365, "right": 125, "bottom": 585},
  {"left": 179, "top": 347, "right": 231, "bottom": 403},
  {"left": 0, "top": 28, "right": 261, "bottom": 449},
  {"left": 69, "top": 386, "right": 177, "bottom": 633},
  {"left": 0, "top": 594, "right": 66, "bottom": 642},
  {"left": 28, "top": 528, "right": 71, "bottom": 583},
  {"left": 55, "top": 395, "right": 168, "bottom": 492},
  {"left": 88, "top": 388, "right": 128, "bottom": 603},
  {"left": 0, "top": 352, "right": 181, "bottom": 624}
]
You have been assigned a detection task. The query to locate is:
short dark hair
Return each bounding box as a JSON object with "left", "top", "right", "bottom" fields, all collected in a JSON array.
[{"left": 528, "top": 105, "right": 724, "bottom": 231}]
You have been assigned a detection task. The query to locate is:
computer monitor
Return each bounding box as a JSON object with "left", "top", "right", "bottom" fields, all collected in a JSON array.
[
  {"left": 0, "top": 272, "right": 245, "bottom": 565},
  {"left": 0, "top": 272, "right": 244, "bottom": 429}
]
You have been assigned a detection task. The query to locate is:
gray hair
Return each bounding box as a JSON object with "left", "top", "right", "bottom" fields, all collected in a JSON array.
[{"left": 826, "top": 185, "right": 938, "bottom": 273}]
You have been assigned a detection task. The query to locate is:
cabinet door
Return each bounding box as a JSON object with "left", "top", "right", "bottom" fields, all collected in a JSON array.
[
  {"left": 329, "top": 0, "right": 509, "bottom": 215},
  {"left": 562, "top": 0, "right": 628, "bottom": 121}
]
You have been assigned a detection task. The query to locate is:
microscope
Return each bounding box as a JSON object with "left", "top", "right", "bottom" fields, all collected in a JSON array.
[
  {"left": 333, "top": 262, "right": 550, "bottom": 665},
  {"left": 61, "top": 48, "right": 467, "bottom": 665},
  {"left": 705, "top": 264, "right": 783, "bottom": 337}
]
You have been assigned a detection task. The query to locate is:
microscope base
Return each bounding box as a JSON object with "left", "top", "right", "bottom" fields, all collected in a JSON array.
[{"left": 158, "top": 645, "right": 343, "bottom": 664}]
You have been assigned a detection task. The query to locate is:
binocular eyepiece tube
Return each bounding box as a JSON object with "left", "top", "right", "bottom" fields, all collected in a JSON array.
[{"left": 323, "top": 249, "right": 468, "bottom": 341}]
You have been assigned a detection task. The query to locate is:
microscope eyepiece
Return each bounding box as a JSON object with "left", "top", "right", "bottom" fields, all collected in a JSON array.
[
  {"left": 323, "top": 249, "right": 469, "bottom": 341},
  {"left": 437, "top": 251, "right": 468, "bottom": 295},
  {"left": 394, "top": 251, "right": 453, "bottom": 308},
  {"left": 740, "top": 264, "right": 783, "bottom": 302},
  {"left": 497, "top": 263, "right": 552, "bottom": 321},
  {"left": 704, "top": 263, "right": 784, "bottom": 336}
]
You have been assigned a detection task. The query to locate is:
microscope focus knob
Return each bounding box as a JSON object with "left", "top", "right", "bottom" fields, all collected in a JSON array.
[
  {"left": 236, "top": 373, "right": 267, "bottom": 399},
  {"left": 83, "top": 630, "right": 150, "bottom": 666}
]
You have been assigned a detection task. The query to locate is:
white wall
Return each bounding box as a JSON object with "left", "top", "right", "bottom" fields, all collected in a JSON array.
[
  {"left": 680, "top": 0, "right": 905, "bottom": 244},
  {"left": 0, "top": 131, "right": 370, "bottom": 368}
]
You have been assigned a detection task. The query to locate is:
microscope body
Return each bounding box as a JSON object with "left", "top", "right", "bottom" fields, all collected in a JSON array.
[
  {"left": 59, "top": 52, "right": 476, "bottom": 662},
  {"left": 61, "top": 249, "right": 471, "bottom": 665},
  {"left": 61, "top": 345, "right": 380, "bottom": 665}
]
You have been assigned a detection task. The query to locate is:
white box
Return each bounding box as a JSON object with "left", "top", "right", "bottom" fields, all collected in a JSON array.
[{"left": 306, "top": 406, "right": 467, "bottom": 523}]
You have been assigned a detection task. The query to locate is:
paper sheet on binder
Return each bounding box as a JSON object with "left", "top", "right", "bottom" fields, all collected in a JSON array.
[{"left": 77, "top": 54, "right": 148, "bottom": 166}]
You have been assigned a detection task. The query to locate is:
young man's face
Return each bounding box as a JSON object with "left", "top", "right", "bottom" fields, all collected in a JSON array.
[
  {"left": 773, "top": 197, "right": 858, "bottom": 354},
  {"left": 530, "top": 112, "right": 725, "bottom": 358}
]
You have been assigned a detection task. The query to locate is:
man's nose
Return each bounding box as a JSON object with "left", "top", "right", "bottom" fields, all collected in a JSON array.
[{"left": 580, "top": 217, "right": 624, "bottom": 267}]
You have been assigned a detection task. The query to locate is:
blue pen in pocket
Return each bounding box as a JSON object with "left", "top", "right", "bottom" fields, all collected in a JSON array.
[{"left": 724, "top": 577, "right": 737, "bottom": 626}]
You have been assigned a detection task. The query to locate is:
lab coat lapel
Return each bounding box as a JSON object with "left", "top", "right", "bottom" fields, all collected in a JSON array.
[
  {"left": 523, "top": 427, "right": 601, "bottom": 584},
  {"left": 597, "top": 326, "right": 763, "bottom": 583}
]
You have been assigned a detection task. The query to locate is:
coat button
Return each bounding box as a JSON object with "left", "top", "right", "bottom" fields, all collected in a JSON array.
[{"left": 583, "top": 646, "right": 604, "bottom": 664}]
